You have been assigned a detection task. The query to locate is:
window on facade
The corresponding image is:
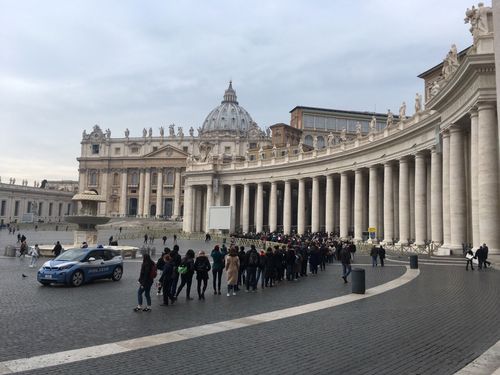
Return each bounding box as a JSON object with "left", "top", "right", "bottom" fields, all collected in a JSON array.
[
  {"left": 114, "top": 147, "right": 121, "bottom": 155},
  {"left": 131, "top": 147, "right": 139, "bottom": 154},
  {"left": 91, "top": 144, "right": 100, "bottom": 154},
  {"left": 0, "top": 200, "right": 5, "bottom": 216},
  {"left": 153, "top": 146, "right": 158, "bottom": 152},
  {"left": 304, "top": 135, "right": 314, "bottom": 146},
  {"left": 66, "top": 203, "right": 71, "bottom": 215},
  {"left": 250, "top": 155, "right": 255, "bottom": 161},
  {"left": 317, "top": 136, "right": 325, "bottom": 149},
  {"left": 315, "top": 116, "right": 326, "bottom": 130},
  {"left": 166, "top": 171, "right": 174, "bottom": 185},
  {"left": 152, "top": 173, "right": 158, "bottom": 186},
  {"left": 49, "top": 203, "right": 53, "bottom": 217},
  {"left": 15, "top": 201, "right": 20, "bottom": 216},
  {"left": 303, "top": 115, "right": 315, "bottom": 129},
  {"left": 337, "top": 118, "right": 347, "bottom": 131},
  {"left": 38, "top": 202, "right": 43, "bottom": 216},
  {"left": 130, "top": 172, "right": 139, "bottom": 185},
  {"left": 224, "top": 146, "right": 231, "bottom": 153},
  {"left": 249, "top": 143, "right": 257, "bottom": 149},
  {"left": 58, "top": 203, "right": 62, "bottom": 216},
  {"left": 27, "top": 202, "right": 32, "bottom": 213},
  {"left": 89, "top": 171, "right": 98, "bottom": 186},
  {"left": 183, "top": 146, "right": 188, "bottom": 153}
]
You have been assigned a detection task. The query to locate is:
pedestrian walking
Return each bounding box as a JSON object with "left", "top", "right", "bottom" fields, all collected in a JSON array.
[
  {"left": 175, "top": 249, "right": 196, "bottom": 300},
  {"left": 134, "top": 254, "right": 156, "bottom": 312},
  {"left": 160, "top": 254, "right": 175, "bottom": 306},
  {"left": 19, "top": 240, "right": 28, "bottom": 258},
  {"left": 370, "top": 245, "right": 379, "bottom": 267},
  {"left": 29, "top": 244, "right": 40, "bottom": 267},
  {"left": 465, "top": 248, "right": 474, "bottom": 271},
  {"left": 194, "top": 250, "right": 211, "bottom": 300},
  {"left": 340, "top": 244, "right": 352, "bottom": 283},
  {"left": 225, "top": 246, "right": 240, "bottom": 296},
  {"left": 245, "top": 245, "right": 259, "bottom": 291},
  {"left": 144, "top": 234, "right": 148, "bottom": 244},
  {"left": 162, "top": 235, "right": 167, "bottom": 245},
  {"left": 211, "top": 245, "right": 226, "bottom": 295},
  {"left": 378, "top": 245, "right": 386, "bottom": 267},
  {"left": 169, "top": 245, "right": 182, "bottom": 297}
]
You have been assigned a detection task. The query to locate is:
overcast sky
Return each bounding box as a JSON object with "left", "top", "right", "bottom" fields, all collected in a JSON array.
[{"left": 0, "top": 0, "right": 479, "bottom": 184}]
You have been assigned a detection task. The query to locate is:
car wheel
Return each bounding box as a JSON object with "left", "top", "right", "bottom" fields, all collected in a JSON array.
[
  {"left": 112, "top": 266, "right": 123, "bottom": 281},
  {"left": 71, "top": 270, "right": 84, "bottom": 287},
  {"left": 40, "top": 281, "right": 50, "bottom": 286}
]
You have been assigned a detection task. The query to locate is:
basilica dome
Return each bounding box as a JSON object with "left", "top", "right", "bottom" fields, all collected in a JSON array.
[{"left": 200, "top": 82, "right": 256, "bottom": 136}]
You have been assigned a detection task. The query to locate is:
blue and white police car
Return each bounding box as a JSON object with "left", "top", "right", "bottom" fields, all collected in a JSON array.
[{"left": 37, "top": 247, "right": 124, "bottom": 287}]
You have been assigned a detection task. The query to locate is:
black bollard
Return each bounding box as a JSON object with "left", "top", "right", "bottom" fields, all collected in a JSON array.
[
  {"left": 351, "top": 268, "right": 365, "bottom": 294},
  {"left": 409, "top": 255, "right": 418, "bottom": 269}
]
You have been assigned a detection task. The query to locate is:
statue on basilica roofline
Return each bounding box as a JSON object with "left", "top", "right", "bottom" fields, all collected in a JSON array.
[
  {"left": 442, "top": 44, "right": 459, "bottom": 80},
  {"left": 340, "top": 127, "right": 347, "bottom": 142},
  {"left": 159, "top": 126, "right": 164, "bottom": 137},
  {"left": 355, "top": 122, "right": 362, "bottom": 138},
  {"left": 125, "top": 128, "right": 130, "bottom": 138},
  {"left": 386, "top": 110, "right": 394, "bottom": 128},
  {"left": 189, "top": 126, "right": 194, "bottom": 137},
  {"left": 430, "top": 80, "right": 441, "bottom": 99},
  {"left": 142, "top": 128, "right": 147, "bottom": 137},
  {"left": 169, "top": 124, "right": 175, "bottom": 137},
  {"left": 327, "top": 132, "right": 334, "bottom": 146},
  {"left": 105, "top": 128, "right": 111, "bottom": 139},
  {"left": 177, "top": 127, "right": 184, "bottom": 137},
  {"left": 82, "top": 130, "right": 87, "bottom": 139},
  {"left": 369, "top": 116, "right": 377, "bottom": 132},
  {"left": 414, "top": 93, "right": 423, "bottom": 113},
  {"left": 148, "top": 127, "right": 153, "bottom": 137},
  {"left": 399, "top": 102, "right": 406, "bottom": 121},
  {"left": 298, "top": 139, "right": 304, "bottom": 153}
]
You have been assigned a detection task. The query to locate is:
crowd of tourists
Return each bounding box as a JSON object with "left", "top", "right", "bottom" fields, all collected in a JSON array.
[{"left": 133, "top": 238, "right": 358, "bottom": 312}]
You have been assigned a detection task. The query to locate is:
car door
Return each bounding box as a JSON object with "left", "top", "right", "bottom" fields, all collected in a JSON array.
[
  {"left": 84, "top": 250, "right": 107, "bottom": 280},
  {"left": 99, "top": 250, "right": 115, "bottom": 278}
]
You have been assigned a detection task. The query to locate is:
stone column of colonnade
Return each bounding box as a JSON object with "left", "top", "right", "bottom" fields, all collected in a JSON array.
[
  {"left": 229, "top": 184, "right": 237, "bottom": 233},
  {"left": 470, "top": 109, "right": 479, "bottom": 247},
  {"left": 477, "top": 102, "right": 500, "bottom": 252},
  {"left": 354, "top": 169, "right": 365, "bottom": 241},
  {"left": 283, "top": 180, "right": 292, "bottom": 234},
  {"left": 173, "top": 169, "right": 182, "bottom": 219},
  {"left": 368, "top": 166, "right": 379, "bottom": 241},
  {"left": 339, "top": 172, "right": 351, "bottom": 239},
  {"left": 119, "top": 170, "right": 127, "bottom": 216},
  {"left": 256, "top": 183, "right": 264, "bottom": 233},
  {"left": 269, "top": 182, "right": 278, "bottom": 232},
  {"left": 138, "top": 169, "right": 145, "bottom": 217},
  {"left": 430, "top": 147, "right": 443, "bottom": 244},
  {"left": 398, "top": 158, "right": 410, "bottom": 245},
  {"left": 205, "top": 182, "right": 213, "bottom": 232},
  {"left": 297, "top": 179, "right": 306, "bottom": 235},
  {"left": 182, "top": 184, "right": 193, "bottom": 232},
  {"left": 325, "top": 175, "right": 334, "bottom": 234},
  {"left": 156, "top": 170, "right": 163, "bottom": 218},
  {"left": 311, "top": 176, "right": 320, "bottom": 233},
  {"left": 441, "top": 131, "right": 451, "bottom": 248},
  {"left": 448, "top": 125, "right": 467, "bottom": 251},
  {"left": 414, "top": 152, "right": 427, "bottom": 245},
  {"left": 383, "top": 162, "right": 394, "bottom": 243},
  {"left": 143, "top": 168, "right": 151, "bottom": 217},
  {"left": 242, "top": 184, "right": 250, "bottom": 233}
]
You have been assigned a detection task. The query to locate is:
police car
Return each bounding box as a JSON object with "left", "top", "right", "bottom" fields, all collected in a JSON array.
[{"left": 37, "top": 247, "right": 123, "bottom": 287}]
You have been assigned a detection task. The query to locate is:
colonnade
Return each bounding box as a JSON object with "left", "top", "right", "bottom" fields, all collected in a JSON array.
[{"left": 184, "top": 103, "right": 500, "bottom": 253}]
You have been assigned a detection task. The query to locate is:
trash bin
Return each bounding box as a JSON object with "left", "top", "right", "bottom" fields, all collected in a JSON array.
[
  {"left": 351, "top": 268, "right": 365, "bottom": 294},
  {"left": 409, "top": 255, "right": 418, "bottom": 269},
  {"left": 4, "top": 245, "right": 16, "bottom": 257}
]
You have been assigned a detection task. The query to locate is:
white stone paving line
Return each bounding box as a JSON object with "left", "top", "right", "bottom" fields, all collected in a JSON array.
[
  {"left": 387, "top": 257, "right": 468, "bottom": 267},
  {"left": 454, "top": 339, "right": 500, "bottom": 375},
  {"left": 0, "top": 266, "right": 419, "bottom": 374}
]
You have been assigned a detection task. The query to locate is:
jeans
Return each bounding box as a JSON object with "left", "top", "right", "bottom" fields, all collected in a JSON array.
[
  {"left": 30, "top": 256, "right": 38, "bottom": 267},
  {"left": 371, "top": 256, "right": 378, "bottom": 267},
  {"left": 137, "top": 284, "right": 152, "bottom": 306},
  {"left": 342, "top": 264, "right": 352, "bottom": 278},
  {"left": 213, "top": 268, "right": 223, "bottom": 292},
  {"left": 170, "top": 273, "right": 180, "bottom": 296},
  {"left": 256, "top": 268, "right": 264, "bottom": 288},
  {"left": 162, "top": 279, "right": 174, "bottom": 304},
  {"left": 466, "top": 259, "right": 474, "bottom": 270}
]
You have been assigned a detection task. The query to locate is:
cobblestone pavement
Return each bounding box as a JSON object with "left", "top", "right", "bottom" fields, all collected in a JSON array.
[{"left": 0, "top": 230, "right": 499, "bottom": 374}]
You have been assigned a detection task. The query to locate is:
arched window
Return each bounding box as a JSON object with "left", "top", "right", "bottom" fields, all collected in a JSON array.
[
  {"left": 317, "top": 136, "right": 325, "bottom": 149},
  {"left": 304, "top": 135, "right": 314, "bottom": 146}
]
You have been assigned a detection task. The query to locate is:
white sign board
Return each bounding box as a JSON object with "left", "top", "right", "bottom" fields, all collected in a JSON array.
[{"left": 208, "top": 206, "right": 232, "bottom": 230}]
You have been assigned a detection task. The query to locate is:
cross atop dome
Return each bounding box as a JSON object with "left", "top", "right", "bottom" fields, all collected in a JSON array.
[{"left": 222, "top": 80, "right": 238, "bottom": 104}]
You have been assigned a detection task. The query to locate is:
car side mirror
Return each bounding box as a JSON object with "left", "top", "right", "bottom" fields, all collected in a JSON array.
[{"left": 88, "top": 257, "right": 96, "bottom": 262}]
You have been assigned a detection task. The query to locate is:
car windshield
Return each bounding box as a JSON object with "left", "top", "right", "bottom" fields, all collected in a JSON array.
[{"left": 55, "top": 249, "right": 88, "bottom": 262}]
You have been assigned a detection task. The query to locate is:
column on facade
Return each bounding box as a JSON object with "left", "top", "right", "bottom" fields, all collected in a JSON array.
[
  {"left": 173, "top": 168, "right": 182, "bottom": 219},
  {"left": 156, "top": 169, "right": 163, "bottom": 218},
  {"left": 339, "top": 172, "right": 350, "bottom": 239},
  {"left": 414, "top": 152, "right": 427, "bottom": 245},
  {"left": 398, "top": 158, "right": 410, "bottom": 245},
  {"left": 325, "top": 175, "right": 334, "bottom": 234},
  {"left": 442, "top": 130, "right": 451, "bottom": 247},
  {"left": 383, "top": 162, "right": 394, "bottom": 243},
  {"left": 182, "top": 184, "right": 193, "bottom": 232},
  {"left": 138, "top": 169, "right": 145, "bottom": 217},
  {"left": 354, "top": 169, "right": 364, "bottom": 241},
  {"left": 449, "top": 125, "right": 466, "bottom": 250},
  {"left": 269, "top": 181, "right": 278, "bottom": 232},
  {"left": 99, "top": 170, "right": 108, "bottom": 215},
  {"left": 143, "top": 169, "right": 151, "bottom": 217},
  {"left": 311, "top": 176, "right": 320, "bottom": 233},
  {"left": 119, "top": 169, "right": 127, "bottom": 216},
  {"left": 242, "top": 183, "right": 250, "bottom": 233},
  {"left": 470, "top": 108, "right": 479, "bottom": 247},
  {"left": 430, "top": 147, "right": 443, "bottom": 244},
  {"left": 229, "top": 184, "right": 237, "bottom": 233},
  {"left": 409, "top": 163, "right": 415, "bottom": 241},
  {"left": 368, "top": 166, "right": 379, "bottom": 240},
  {"left": 255, "top": 182, "right": 264, "bottom": 233},
  {"left": 477, "top": 102, "right": 500, "bottom": 252},
  {"left": 205, "top": 182, "right": 213, "bottom": 232},
  {"left": 283, "top": 180, "right": 292, "bottom": 235},
  {"left": 297, "top": 179, "right": 306, "bottom": 235}
]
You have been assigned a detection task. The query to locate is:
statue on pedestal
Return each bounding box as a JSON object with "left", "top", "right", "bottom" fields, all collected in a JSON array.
[
  {"left": 386, "top": 110, "right": 394, "bottom": 128},
  {"left": 189, "top": 127, "right": 194, "bottom": 137},
  {"left": 369, "top": 116, "right": 377, "bottom": 132},
  {"left": 414, "top": 93, "right": 422, "bottom": 113},
  {"left": 148, "top": 127, "right": 152, "bottom": 137},
  {"left": 340, "top": 127, "right": 347, "bottom": 142},
  {"left": 125, "top": 128, "right": 130, "bottom": 138},
  {"left": 465, "top": 3, "right": 489, "bottom": 40},
  {"left": 169, "top": 124, "right": 175, "bottom": 137},
  {"left": 327, "top": 132, "right": 334, "bottom": 146},
  {"left": 399, "top": 102, "right": 407, "bottom": 120},
  {"left": 356, "top": 122, "right": 362, "bottom": 138},
  {"left": 442, "top": 44, "right": 459, "bottom": 80},
  {"left": 177, "top": 127, "right": 184, "bottom": 137},
  {"left": 142, "top": 128, "right": 147, "bottom": 137},
  {"left": 159, "top": 126, "right": 164, "bottom": 137}
]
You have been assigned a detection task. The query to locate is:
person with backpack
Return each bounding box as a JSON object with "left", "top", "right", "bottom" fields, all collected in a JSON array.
[
  {"left": 160, "top": 254, "right": 175, "bottom": 306},
  {"left": 175, "top": 249, "right": 195, "bottom": 300},
  {"left": 245, "top": 245, "right": 259, "bottom": 292},
  {"left": 211, "top": 245, "right": 226, "bottom": 295},
  {"left": 194, "top": 250, "right": 211, "bottom": 300},
  {"left": 134, "top": 253, "right": 156, "bottom": 312}
]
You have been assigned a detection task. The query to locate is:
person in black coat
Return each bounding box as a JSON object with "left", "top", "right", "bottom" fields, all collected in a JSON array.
[
  {"left": 52, "top": 241, "right": 62, "bottom": 257},
  {"left": 160, "top": 254, "right": 175, "bottom": 306},
  {"left": 175, "top": 249, "right": 196, "bottom": 300},
  {"left": 194, "top": 250, "right": 211, "bottom": 300},
  {"left": 237, "top": 246, "right": 247, "bottom": 290},
  {"left": 370, "top": 246, "right": 379, "bottom": 267},
  {"left": 340, "top": 245, "right": 352, "bottom": 283},
  {"left": 169, "top": 245, "right": 182, "bottom": 297},
  {"left": 264, "top": 247, "right": 275, "bottom": 287},
  {"left": 378, "top": 246, "right": 386, "bottom": 267},
  {"left": 134, "top": 253, "right": 155, "bottom": 312}
]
